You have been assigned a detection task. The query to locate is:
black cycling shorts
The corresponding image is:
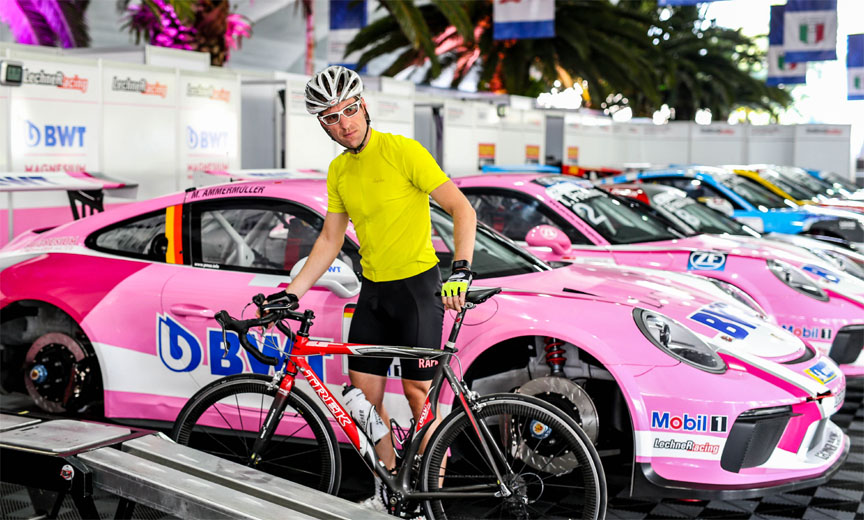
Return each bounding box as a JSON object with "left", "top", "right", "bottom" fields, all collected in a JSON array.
[{"left": 347, "top": 265, "right": 445, "bottom": 381}]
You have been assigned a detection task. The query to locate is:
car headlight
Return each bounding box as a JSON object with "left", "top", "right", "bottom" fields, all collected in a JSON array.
[
  {"left": 766, "top": 259, "right": 829, "bottom": 301},
  {"left": 706, "top": 279, "right": 767, "bottom": 318},
  {"left": 633, "top": 308, "right": 727, "bottom": 373}
]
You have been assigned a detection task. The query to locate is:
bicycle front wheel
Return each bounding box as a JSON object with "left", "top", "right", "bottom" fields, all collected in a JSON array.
[
  {"left": 420, "top": 393, "right": 606, "bottom": 520},
  {"left": 171, "top": 374, "right": 341, "bottom": 494}
]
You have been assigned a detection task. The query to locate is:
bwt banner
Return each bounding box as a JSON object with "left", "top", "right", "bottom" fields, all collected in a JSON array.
[
  {"left": 10, "top": 59, "right": 100, "bottom": 173},
  {"left": 849, "top": 34, "right": 864, "bottom": 101},
  {"left": 493, "top": 0, "right": 554, "bottom": 41},
  {"left": 783, "top": 0, "right": 837, "bottom": 63},
  {"left": 767, "top": 4, "right": 807, "bottom": 86},
  {"left": 328, "top": 0, "right": 367, "bottom": 68}
]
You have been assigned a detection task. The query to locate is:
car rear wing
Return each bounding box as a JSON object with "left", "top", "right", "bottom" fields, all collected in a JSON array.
[
  {"left": 200, "top": 168, "right": 326, "bottom": 184},
  {"left": 0, "top": 170, "right": 138, "bottom": 240}
]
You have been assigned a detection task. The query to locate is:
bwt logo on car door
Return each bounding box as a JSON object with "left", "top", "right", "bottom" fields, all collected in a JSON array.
[
  {"left": 25, "top": 120, "right": 86, "bottom": 148},
  {"left": 156, "top": 314, "right": 331, "bottom": 380}
]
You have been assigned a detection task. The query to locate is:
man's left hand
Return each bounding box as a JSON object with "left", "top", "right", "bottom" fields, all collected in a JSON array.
[{"left": 442, "top": 269, "right": 473, "bottom": 311}]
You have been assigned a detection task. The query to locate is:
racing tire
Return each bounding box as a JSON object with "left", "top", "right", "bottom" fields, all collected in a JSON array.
[
  {"left": 171, "top": 374, "right": 341, "bottom": 495},
  {"left": 420, "top": 393, "right": 607, "bottom": 520}
]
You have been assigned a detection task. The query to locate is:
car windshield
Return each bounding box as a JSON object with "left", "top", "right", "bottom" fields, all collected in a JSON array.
[
  {"left": 535, "top": 176, "right": 679, "bottom": 244},
  {"left": 652, "top": 191, "right": 748, "bottom": 235},
  {"left": 767, "top": 167, "right": 840, "bottom": 198},
  {"left": 821, "top": 171, "right": 860, "bottom": 193},
  {"left": 760, "top": 172, "right": 818, "bottom": 200},
  {"left": 718, "top": 175, "right": 789, "bottom": 209},
  {"left": 430, "top": 206, "right": 549, "bottom": 279}
]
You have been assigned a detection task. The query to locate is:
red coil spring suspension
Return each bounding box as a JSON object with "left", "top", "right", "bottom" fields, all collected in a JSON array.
[{"left": 544, "top": 337, "right": 567, "bottom": 376}]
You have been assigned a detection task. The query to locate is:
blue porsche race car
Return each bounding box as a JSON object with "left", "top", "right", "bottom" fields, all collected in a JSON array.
[{"left": 601, "top": 167, "right": 864, "bottom": 246}]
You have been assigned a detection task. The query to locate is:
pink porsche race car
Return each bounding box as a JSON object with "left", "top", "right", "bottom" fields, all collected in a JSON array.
[
  {"left": 0, "top": 178, "right": 847, "bottom": 498},
  {"left": 453, "top": 173, "right": 864, "bottom": 378}
]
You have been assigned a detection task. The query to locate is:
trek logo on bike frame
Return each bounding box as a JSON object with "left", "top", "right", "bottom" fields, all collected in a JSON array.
[{"left": 688, "top": 302, "right": 757, "bottom": 340}]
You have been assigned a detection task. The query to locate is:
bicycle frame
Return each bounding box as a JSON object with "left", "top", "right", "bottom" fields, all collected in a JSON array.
[{"left": 249, "top": 303, "right": 516, "bottom": 503}]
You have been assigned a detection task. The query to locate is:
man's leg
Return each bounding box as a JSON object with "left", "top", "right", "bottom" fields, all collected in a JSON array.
[
  {"left": 402, "top": 377, "right": 441, "bottom": 453},
  {"left": 350, "top": 369, "right": 397, "bottom": 470}
]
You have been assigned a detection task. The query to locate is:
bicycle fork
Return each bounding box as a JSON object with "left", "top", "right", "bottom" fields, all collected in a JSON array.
[{"left": 249, "top": 364, "right": 299, "bottom": 466}]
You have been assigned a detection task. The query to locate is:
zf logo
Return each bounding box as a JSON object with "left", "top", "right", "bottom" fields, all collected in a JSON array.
[
  {"left": 186, "top": 126, "right": 229, "bottom": 150},
  {"left": 26, "top": 120, "right": 86, "bottom": 148},
  {"left": 688, "top": 251, "right": 727, "bottom": 271}
]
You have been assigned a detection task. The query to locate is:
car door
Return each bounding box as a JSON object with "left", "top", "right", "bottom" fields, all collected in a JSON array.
[
  {"left": 160, "top": 197, "right": 362, "bottom": 414},
  {"left": 80, "top": 204, "right": 189, "bottom": 421}
]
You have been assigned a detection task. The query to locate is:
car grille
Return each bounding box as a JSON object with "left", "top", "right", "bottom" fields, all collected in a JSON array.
[
  {"left": 828, "top": 325, "right": 864, "bottom": 365},
  {"left": 720, "top": 406, "right": 793, "bottom": 473}
]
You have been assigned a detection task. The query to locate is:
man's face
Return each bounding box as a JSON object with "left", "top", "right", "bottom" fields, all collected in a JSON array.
[{"left": 319, "top": 97, "right": 367, "bottom": 149}]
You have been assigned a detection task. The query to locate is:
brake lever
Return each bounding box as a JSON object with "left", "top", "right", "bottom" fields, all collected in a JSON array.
[{"left": 222, "top": 327, "right": 229, "bottom": 359}]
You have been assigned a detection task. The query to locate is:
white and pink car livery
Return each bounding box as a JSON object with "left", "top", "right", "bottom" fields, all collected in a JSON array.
[
  {"left": 0, "top": 178, "right": 848, "bottom": 498},
  {"left": 453, "top": 173, "right": 864, "bottom": 378}
]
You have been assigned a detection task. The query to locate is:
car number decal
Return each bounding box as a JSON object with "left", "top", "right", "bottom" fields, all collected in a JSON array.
[
  {"left": 688, "top": 302, "right": 757, "bottom": 340},
  {"left": 802, "top": 264, "right": 840, "bottom": 284},
  {"left": 804, "top": 360, "right": 838, "bottom": 385}
]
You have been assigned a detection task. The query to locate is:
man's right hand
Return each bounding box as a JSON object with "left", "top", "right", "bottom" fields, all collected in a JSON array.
[
  {"left": 255, "top": 291, "right": 299, "bottom": 320},
  {"left": 263, "top": 290, "right": 300, "bottom": 309}
]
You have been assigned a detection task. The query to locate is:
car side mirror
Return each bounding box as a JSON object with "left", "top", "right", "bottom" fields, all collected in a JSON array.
[
  {"left": 700, "top": 197, "right": 734, "bottom": 217},
  {"left": 525, "top": 225, "right": 572, "bottom": 255},
  {"left": 290, "top": 257, "right": 360, "bottom": 298}
]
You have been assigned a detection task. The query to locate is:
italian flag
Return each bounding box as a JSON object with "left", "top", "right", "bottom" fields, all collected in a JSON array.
[
  {"left": 766, "top": 46, "right": 807, "bottom": 86},
  {"left": 848, "top": 34, "right": 864, "bottom": 101},
  {"left": 783, "top": 0, "right": 837, "bottom": 63},
  {"left": 798, "top": 23, "right": 825, "bottom": 44}
]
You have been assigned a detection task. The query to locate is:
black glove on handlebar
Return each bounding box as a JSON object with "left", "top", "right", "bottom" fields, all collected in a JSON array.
[{"left": 261, "top": 290, "right": 299, "bottom": 310}]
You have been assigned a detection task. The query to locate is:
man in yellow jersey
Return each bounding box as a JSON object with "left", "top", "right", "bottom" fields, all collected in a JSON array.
[{"left": 264, "top": 66, "right": 476, "bottom": 515}]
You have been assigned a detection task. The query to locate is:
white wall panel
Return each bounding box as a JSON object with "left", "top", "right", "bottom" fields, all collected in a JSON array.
[
  {"left": 564, "top": 116, "right": 616, "bottom": 167},
  {"left": 442, "top": 100, "right": 478, "bottom": 177},
  {"left": 746, "top": 125, "right": 794, "bottom": 166},
  {"left": 793, "top": 125, "right": 852, "bottom": 178},
  {"left": 640, "top": 123, "right": 690, "bottom": 167},
  {"left": 690, "top": 124, "right": 745, "bottom": 165},
  {"left": 102, "top": 62, "right": 177, "bottom": 198}
]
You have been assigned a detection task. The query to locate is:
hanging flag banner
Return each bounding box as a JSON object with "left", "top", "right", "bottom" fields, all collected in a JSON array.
[
  {"left": 849, "top": 34, "right": 864, "bottom": 101},
  {"left": 493, "top": 0, "right": 555, "bottom": 41},
  {"left": 767, "top": 5, "right": 807, "bottom": 86},
  {"left": 328, "top": 0, "right": 367, "bottom": 68},
  {"left": 783, "top": 0, "right": 837, "bottom": 63}
]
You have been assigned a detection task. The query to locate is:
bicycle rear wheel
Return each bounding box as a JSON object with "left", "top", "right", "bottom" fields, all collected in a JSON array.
[
  {"left": 171, "top": 374, "right": 341, "bottom": 494},
  {"left": 420, "top": 393, "right": 606, "bottom": 520}
]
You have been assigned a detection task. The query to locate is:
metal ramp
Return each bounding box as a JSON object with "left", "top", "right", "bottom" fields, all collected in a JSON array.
[{"left": 0, "top": 413, "right": 387, "bottom": 520}]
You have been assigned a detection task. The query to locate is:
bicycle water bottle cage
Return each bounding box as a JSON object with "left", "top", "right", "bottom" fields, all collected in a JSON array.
[{"left": 390, "top": 417, "right": 416, "bottom": 462}]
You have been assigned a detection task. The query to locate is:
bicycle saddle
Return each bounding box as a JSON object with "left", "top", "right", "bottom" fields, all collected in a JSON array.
[{"left": 466, "top": 287, "right": 502, "bottom": 305}]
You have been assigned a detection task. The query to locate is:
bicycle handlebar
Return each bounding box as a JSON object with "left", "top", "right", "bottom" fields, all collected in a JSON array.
[
  {"left": 216, "top": 287, "right": 503, "bottom": 367},
  {"left": 214, "top": 296, "right": 309, "bottom": 366}
]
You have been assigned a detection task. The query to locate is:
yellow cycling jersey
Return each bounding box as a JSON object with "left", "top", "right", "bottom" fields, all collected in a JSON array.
[{"left": 327, "top": 128, "right": 449, "bottom": 282}]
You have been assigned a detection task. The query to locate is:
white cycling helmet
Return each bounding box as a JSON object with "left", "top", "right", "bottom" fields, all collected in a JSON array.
[{"left": 304, "top": 66, "right": 364, "bottom": 114}]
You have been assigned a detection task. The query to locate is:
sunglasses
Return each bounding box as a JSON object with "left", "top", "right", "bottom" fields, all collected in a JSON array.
[{"left": 318, "top": 100, "right": 362, "bottom": 126}]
